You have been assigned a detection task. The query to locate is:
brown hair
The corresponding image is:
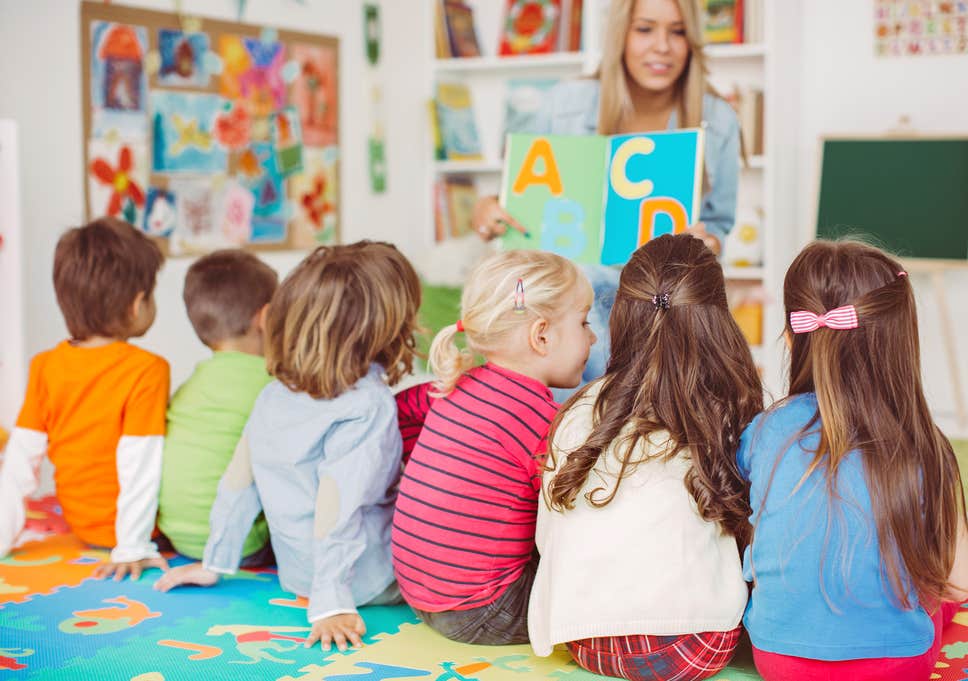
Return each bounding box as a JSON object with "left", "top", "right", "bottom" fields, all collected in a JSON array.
[
  {"left": 53, "top": 217, "right": 164, "bottom": 341},
  {"left": 264, "top": 241, "right": 421, "bottom": 399},
  {"left": 183, "top": 249, "right": 278, "bottom": 348},
  {"left": 780, "top": 239, "right": 964, "bottom": 608},
  {"left": 546, "top": 234, "right": 762, "bottom": 547},
  {"left": 597, "top": 0, "right": 712, "bottom": 134}
]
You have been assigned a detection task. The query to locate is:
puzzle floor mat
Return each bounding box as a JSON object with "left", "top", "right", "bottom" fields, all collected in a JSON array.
[{"left": 1, "top": 498, "right": 966, "bottom": 680}]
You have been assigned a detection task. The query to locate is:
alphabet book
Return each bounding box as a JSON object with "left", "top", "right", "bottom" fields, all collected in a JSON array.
[{"left": 499, "top": 129, "right": 704, "bottom": 265}]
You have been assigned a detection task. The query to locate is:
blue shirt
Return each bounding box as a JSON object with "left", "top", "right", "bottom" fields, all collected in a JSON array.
[
  {"left": 203, "top": 364, "right": 401, "bottom": 622},
  {"left": 737, "top": 393, "right": 934, "bottom": 660}
]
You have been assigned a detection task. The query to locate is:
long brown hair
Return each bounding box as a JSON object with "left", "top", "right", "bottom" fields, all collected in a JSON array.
[
  {"left": 546, "top": 234, "right": 763, "bottom": 546},
  {"left": 597, "top": 0, "right": 710, "bottom": 135},
  {"left": 782, "top": 239, "right": 964, "bottom": 608},
  {"left": 264, "top": 241, "right": 420, "bottom": 399}
]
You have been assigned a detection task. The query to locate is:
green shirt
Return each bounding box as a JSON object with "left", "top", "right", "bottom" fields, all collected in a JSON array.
[{"left": 158, "top": 351, "right": 272, "bottom": 559}]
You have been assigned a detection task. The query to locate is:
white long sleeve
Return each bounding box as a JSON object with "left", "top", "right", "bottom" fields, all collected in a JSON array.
[
  {"left": 111, "top": 434, "right": 163, "bottom": 563},
  {"left": 0, "top": 428, "right": 48, "bottom": 556}
]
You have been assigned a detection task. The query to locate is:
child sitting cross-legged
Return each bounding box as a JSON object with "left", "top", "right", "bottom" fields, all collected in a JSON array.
[
  {"left": 392, "top": 249, "right": 596, "bottom": 645},
  {"left": 155, "top": 241, "right": 421, "bottom": 653},
  {"left": 157, "top": 249, "right": 278, "bottom": 564},
  {"left": 0, "top": 217, "right": 169, "bottom": 580}
]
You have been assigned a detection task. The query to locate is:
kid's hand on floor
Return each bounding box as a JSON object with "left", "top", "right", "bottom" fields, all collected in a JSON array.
[
  {"left": 152, "top": 562, "right": 219, "bottom": 592},
  {"left": 305, "top": 613, "right": 366, "bottom": 652},
  {"left": 94, "top": 556, "right": 169, "bottom": 581}
]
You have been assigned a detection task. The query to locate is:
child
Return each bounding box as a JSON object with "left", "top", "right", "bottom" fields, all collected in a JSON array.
[
  {"left": 157, "top": 250, "right": 278, "bottom": 562},
  {"left": 0, "top": 217, "right": 169, "bottom": 580},
  {"left": 155, "top": 241, "right": 420, "bottom": 653},
  {"left": 392, "top": 249, "right": 596, "bottom": 645},
  {"left": 529, "top": 234, "right": 761, "bottom": 680},
  {"left": 740, "top": 240, "right": 968, "bottom": 681}
]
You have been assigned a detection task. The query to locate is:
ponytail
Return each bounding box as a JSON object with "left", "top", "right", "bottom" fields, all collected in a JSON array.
[{"left": 428, "top": 323, "right": 474, "bottom": 396}]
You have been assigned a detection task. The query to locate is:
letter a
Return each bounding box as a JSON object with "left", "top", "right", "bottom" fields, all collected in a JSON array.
[{"left": 512, "top": 138, "right": 563, "bottom": 196}]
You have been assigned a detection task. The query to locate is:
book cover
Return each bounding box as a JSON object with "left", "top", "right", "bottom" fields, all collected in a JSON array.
[
  {"left": 499, "top": 0, "right": 562, "bottom": 56},
  {"left": 703, "top": 0, "right": 743, "bottom": 44},
  {"left": 435, "top": 0, "right": 452, "bottom": 58},
  {"left": 503, "top": 78, "right": 559, "bottom": 139},
  {"left": 558, "top": 0, "right": 584, "bottom": 52},
  {"left": 500, "top": 129, "right": 705, "bottom": 265},
  {"left": 435, "top": 82, "right": 483, "bottom": 160},
  {"left": 443, "top": 0, "right": 482, "bottom": 58},
  {"left": 427, "top": 98, "right": 446, "bottom": 160},
  {"left": 445, "top": 176, "right": 478, "bottom": 237}
]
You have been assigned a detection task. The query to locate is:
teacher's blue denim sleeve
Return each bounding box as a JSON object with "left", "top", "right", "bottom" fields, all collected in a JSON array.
[{"left": 700, "top": 97, "right": 741, "bottom": 243}]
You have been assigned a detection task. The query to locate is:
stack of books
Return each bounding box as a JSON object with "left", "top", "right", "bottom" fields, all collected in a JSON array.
[
  {"left": 434, "top": 176, "right": 479, "bottom": 242},
  {"left": 724, "top": 85, "right": 765, "bottom": 158}
]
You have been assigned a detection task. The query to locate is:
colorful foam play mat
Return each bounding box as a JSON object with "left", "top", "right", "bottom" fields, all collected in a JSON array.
[{"left": 2, "top": 497, "right": 967, "bottom": 680}]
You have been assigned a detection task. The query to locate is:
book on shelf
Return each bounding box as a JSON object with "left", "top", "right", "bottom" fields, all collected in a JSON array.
[
  {"left": 427, "top": 99, "right": 446, "bottom": 161},
  {"left": 442, "top": 0, "right": 482, "bottom": 58},
  {"left": 500, "top": 129, "right": 705, "bottom": 266},
  {"left": 724, "top": 85, "right": 764, "bottom": 158},
  {"left": 499, "top": 0, "right": 562, "bottom": 56},
  {"left": 702, "top": 0, "right": 743, "bottom": 44},
  {"left": 434, "top": 176, "right": 479, "bottom": 241},
  {"left": 558, "top": 0, "right": 584, "bottom": 52},
  {"left": 743, "top": 0, "right": 762, "bottom": 44},
  {"left": 434, "top": 1, "right": 451, "bottom": 58},
  {"left": 435, "top": 82, "right": 483, "bottom": 160},
  {"left": 503, "top": 78, "right": 560, "bottom": 141}
]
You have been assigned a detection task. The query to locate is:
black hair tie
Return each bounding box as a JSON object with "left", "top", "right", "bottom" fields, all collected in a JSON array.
[{"left": 651, "top": 293, "right": 671, "bottom": 311}]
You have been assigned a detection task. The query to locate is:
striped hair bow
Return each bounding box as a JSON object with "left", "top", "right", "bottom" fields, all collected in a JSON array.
[{"left": 789, "top": 305, "right": 858, "bottom": 334}]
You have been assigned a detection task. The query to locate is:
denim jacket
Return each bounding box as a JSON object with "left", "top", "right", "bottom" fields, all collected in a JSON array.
[{"left": 524, "top": 79, "right": 741, "bottom": 243}]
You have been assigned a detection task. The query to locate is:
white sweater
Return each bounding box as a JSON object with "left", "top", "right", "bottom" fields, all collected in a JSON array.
[{"left": 528, "top": 381, "right": 748, "bottom": 656}]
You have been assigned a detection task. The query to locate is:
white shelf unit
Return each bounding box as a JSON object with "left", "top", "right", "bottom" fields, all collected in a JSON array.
[{"left": 424, "top": 1, "right": 802, "bottom": 397}]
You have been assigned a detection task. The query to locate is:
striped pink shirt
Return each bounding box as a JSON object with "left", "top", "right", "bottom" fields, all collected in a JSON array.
[{"left": 392, "top": 363, "right": 559, "bottom": 612}]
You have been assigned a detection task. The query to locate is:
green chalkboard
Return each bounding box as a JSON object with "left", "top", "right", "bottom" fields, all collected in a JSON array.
[{"left": 816, "top": 138, "right": 968, "bottom": 260}]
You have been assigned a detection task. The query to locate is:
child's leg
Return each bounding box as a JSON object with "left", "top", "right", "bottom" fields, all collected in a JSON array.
[
  {"left": 752, "top": 602, "right": 960, "bottom": 681},
  {"left": 413, "top": 556, "right": 537, "bottom": 645},
  {"left": 566, "top": 627, "right": 742, "bottom": 681},
  {"left": 239, "top": 540, "right": 275, "bottom": 569}
]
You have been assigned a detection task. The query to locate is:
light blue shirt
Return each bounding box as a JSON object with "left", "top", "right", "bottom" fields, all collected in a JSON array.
[
  {"left": 737, "top": 393, "right": 934, "bottom": 660},
  {"left": 203, "top": 364, "right": 401, "bottom": 622}
]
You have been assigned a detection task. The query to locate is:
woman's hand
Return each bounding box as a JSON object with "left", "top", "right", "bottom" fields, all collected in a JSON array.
[
  {"left": 153, "top": 562, "right": 219, "bottom": 592},
  {"left": 93, "top": 556, "right": 169, "bottom": 581},
  {"left": 471, "top": 195, "right": 529, "bottom": 241},
  {"left": 685, "top": 221, "right": 721, "bottom": 256},
  {"left": 304, "top": 612, "right": 366, "bottom": 652}
]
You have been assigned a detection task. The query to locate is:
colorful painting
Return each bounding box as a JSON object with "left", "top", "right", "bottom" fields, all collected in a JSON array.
[
  {"left": 158, "top": 29, "right": 211, "bottom": 86},
  {"left": 151, "top": 92, "right": 228, "bottom": 173},
  {"left": 87, "top": 138, "right": 149, "bottom": 226},
  {"left": 875, "top": 0, "right": 968, "bottom": 56},
  {"left": 90, "top": 21, "right": 148, "bottom": 137},
  {"left": 291, "top": 44, "right": 338, "bottom": 146},
  {"left": 289, "top": 146, "right": 339, "bottom": 247},
  {"left": 81, "top": 2, "right": 340, "bottom": 253},
  {"left": 500, "top": 129, "right": 704, "bottom": 266}
]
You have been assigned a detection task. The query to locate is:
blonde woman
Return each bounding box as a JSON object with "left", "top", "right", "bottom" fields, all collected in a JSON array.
[
  {"left": 392, "top": 250, "right": 595, "bottom": 645},
  {"left": 475, "top": 0, "right": 741, "bottom": 392},
  {"left": 156, "top": 241, "right": 421, "bottom": 654}
]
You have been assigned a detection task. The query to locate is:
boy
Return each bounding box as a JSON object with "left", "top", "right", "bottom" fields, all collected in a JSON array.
[
  {"left": 0, "top": 217, "right": 168, "bottom": 580},
  {"left": 157, "top": 250, "right": 277, "bottom": 563}
]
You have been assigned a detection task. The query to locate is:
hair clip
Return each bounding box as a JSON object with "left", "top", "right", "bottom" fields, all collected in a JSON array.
[
  {"left": 651, "top": 292, "right": 670, "bottom": 311},
  {"left": 898, "top": 271, "right": 908, "bottom": 277},
  {"left": 790, "top": 305, "right": 858, "bottom": 334},
  {"left": 455, "top": 319, "right": 464, "bottom": 333},
  {"left": 513, "top": 278, "right": 526, "bottom": 313}
]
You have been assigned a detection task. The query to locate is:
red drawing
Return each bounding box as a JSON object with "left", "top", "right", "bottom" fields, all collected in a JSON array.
[
  {"left": 300, "top": 175, "right": 333, "bottom": 229},
  {"left": 90, "top": 145, "right": 145, "bottom": 216}
]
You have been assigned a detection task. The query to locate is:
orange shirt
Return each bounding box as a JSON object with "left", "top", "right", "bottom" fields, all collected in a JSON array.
[{"left": 16, "top": 341, "right": 169, "bottom": 547}]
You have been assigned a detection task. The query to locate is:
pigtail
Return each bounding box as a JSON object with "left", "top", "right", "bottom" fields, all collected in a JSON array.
[{"left": 428, "top": 323, "right": 474, "bottom": 396}]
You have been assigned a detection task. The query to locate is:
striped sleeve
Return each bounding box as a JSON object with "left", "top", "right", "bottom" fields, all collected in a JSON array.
[{"left": 395, "top": 382, "right": 435, "bottom": 463}]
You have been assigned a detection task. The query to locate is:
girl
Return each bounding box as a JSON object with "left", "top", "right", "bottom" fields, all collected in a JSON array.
[
  {"left": 530, "top": 234, "right": 762, "bottom": 681},
  {"left": 155, "top": 241, "right": 421, "bottom": 653},
  {"left": 740, "top": 240, "right": 968, "bottom": 680},
  {"left": 392, "top": 249, "right": 596, "bottom": 645},
  {"left": 474, "top": 0, "right": 741, "bottom": 389}
]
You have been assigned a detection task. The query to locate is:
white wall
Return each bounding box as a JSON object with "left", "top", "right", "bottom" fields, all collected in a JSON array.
[
  {"left": 0, "top": 0, "right": 426, "bottom": 408},
  {"left": 797, "top": 0, "right": 968, "bottom": 435}
]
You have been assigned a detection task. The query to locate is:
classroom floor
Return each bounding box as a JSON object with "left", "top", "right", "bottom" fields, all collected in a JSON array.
[{"left": 2, "top": 441, "right": 967, "bottom": 681}]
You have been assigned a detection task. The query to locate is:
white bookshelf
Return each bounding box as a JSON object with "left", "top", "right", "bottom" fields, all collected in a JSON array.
[{"left": 424, "top": 1, "right": 802, "bottom": 397}]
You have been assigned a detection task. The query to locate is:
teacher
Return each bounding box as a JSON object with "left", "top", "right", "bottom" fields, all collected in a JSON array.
[{"left": 474, "top": 0, "right": 741, "bottom": 392}]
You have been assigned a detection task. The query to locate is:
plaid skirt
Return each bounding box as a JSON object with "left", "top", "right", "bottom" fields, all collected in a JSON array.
[{"left": 566, "top": 626, "right": 743, "bottom": 681}]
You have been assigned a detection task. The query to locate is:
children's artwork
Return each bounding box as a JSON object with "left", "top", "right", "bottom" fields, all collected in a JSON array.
[
  {"left": 435, "top": 82, "right": 483, "bottom": 160},
  {"left": 158, "top": 29, "right": 211, "bottom": 86},
  {"left": 87, "top": 138, "right": 149, "bottom": 226},
  {"left": 874, "top": 0, "right": 968, "bottom": 56},
  {"left": 90, "top": 21, "right": 148, "bottom": 137},
  {"left": 81, "top": 1, "right": 340, "bottom": 253},
  {"left": 151, "top": 92, "right": 228, "bottom": 173},
  {"left": 290, "top": 44, "right": 338, "bottom": 147},
  {"left": 500, "top": 129, "right": 705, "bottom": 265}
]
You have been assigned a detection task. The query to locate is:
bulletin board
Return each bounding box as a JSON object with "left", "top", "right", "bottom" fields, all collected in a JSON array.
[{"left": 80, "top": 1, "right": 340, "bottom": 255}]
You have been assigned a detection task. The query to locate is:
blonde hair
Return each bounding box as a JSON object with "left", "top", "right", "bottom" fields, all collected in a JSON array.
[
  {"left": 429, "top": 250, "right": 589, "bottom": 395},
  {"left": 264, "top": 241, "right": 421, "bottom": 399},
  {"left": 597, "top": 0, "right": 711, "bottom": 134}
]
